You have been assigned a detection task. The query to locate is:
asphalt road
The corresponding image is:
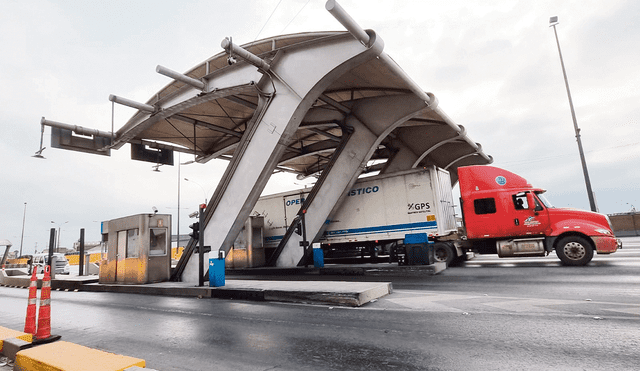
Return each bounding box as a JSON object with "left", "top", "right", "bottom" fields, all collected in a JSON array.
[{"left": 1, "top": 238, "right": 638, "bottom": 370}]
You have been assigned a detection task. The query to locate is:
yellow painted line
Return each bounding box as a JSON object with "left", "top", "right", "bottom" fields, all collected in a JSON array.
[
  {"left": 0, "top": 326, "right": 32, "bottom": 353},
  {"left": 15, "top": 341, "right": 145, "bottom": 371}
]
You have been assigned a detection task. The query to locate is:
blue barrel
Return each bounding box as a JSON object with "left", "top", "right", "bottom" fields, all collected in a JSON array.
[{"left": 209, "top": 258, "right": 225, "bottom": 287}]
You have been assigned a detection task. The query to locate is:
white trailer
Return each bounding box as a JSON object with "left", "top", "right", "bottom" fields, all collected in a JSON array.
[{"left": 252, "top": 167, "right": 457, "bottom": 262}]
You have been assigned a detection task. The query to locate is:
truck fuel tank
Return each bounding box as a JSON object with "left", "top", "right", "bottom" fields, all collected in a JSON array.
[{"left": 497, "top": 237, "right": 545, "bottom": 258}]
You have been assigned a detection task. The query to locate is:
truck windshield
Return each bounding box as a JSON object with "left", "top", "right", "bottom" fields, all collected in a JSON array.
[{"left": 536, "top": 192, "right": 553, "bottom": 208}]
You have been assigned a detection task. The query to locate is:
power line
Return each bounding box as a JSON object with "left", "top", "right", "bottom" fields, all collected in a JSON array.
[
  {"left": 281, "top": 0, "right": 312, "bottom": 33},
  {"left": 254, "top": 0, "right": 284, "bottom": 41}
]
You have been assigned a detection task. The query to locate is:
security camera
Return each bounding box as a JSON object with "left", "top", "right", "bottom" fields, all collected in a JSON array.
[
  {"left": 152, "top": 206, "right": 158, "bottom": 214},
  {"left": 227, "top": 56, "right": 237, "bottom": 65}
]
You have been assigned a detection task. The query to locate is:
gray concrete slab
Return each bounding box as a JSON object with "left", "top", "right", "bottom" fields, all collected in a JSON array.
[
  {"left": 1, "top": 262, "right": 447, "bottom": 307},
  {"left": 80, "top": 280, "right": 392, "bottom": 307},
  {"left": 2, "top": 269, "right": 392, "bottom": 307}
]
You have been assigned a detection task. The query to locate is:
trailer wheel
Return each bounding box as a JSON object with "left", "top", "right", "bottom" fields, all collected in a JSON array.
[
  {"left": 555, "top": 236, "right": 594, "bottom": 266},
  {"left": 433, "top": 242, "right": 455, "bottom": 266}
]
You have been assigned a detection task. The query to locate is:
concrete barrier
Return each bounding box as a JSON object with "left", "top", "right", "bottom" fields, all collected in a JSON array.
[
  {"left": 0, "top": 269, "right": 33, "bottom": 287},
  {"left": 0, "top": 326, "right": 32, "bottom": 357},
  {"left": 609, "top": 213, "right": 640, "bottom": 236},
  {"left": 14, "top": 341, "right": 146, "bottom": 371},
  {"left": 2, "top": 268, "right": 29, "bottom": 276},
  {"left": 86, "top": 262, "right": 100, "bottom": 275}
]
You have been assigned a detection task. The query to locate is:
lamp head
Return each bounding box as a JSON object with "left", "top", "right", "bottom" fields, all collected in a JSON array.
[{"left": 33, "top": 147, "right": 46, "bottom": 159}]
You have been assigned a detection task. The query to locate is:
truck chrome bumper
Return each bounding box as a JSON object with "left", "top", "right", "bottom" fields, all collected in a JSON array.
[{"left": 592, "top": 236, "right": 620, "bottom": 254}]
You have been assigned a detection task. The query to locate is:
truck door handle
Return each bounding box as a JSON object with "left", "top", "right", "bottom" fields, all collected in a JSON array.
[{"left": 514, "top": 218, "right": 520, "bottom": 226}]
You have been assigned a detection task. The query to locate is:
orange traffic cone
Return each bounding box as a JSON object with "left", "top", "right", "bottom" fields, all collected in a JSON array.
[
  {"left": 35, "top": 265, "right": 52, "bottom": 340},
  {"left": 24, "top": 269, "right": 38, "bottom": 335}
]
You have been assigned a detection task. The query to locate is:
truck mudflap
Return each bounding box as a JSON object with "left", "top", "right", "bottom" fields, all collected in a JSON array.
[{"left": 592, "top": 236, "right": 620, "bottom": 254}]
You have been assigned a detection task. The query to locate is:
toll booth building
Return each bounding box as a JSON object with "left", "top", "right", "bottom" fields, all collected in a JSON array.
[{"left": 100, "top": 214, "right": 171, "bottom": 284}]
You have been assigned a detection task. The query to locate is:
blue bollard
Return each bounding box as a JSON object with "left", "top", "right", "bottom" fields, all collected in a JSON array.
[
  {"left": 313, "top": 247, "right": 324, "bottom": 268},
  {"left": 209, "top": 258, "right": 225, "bottom": 287}
]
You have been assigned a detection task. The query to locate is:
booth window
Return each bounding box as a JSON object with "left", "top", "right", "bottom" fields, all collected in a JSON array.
[
  {"left": 149, "top": 228, "right": 167, "bottom": 256},
  {"left": 126, "top": 229, "right": 139, "bottom": 258}
]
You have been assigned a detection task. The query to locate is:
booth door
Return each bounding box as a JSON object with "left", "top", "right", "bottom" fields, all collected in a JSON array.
[{"left": 116, "top": 230, "right": 127, "bottom": 283}]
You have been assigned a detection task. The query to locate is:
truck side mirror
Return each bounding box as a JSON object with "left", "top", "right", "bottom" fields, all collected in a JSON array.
[{"left": 526, "top": 192, "right": 536, "bottom": 210}]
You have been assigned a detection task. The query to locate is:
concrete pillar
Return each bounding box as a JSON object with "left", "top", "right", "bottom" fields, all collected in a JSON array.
[{"left": 275, "top": 94, "right": 428, "bottom": 266}]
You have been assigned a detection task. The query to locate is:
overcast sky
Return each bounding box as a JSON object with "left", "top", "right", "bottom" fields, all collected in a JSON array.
[{"left": 1, "top": 0, "right": 638, "bottom": 255}]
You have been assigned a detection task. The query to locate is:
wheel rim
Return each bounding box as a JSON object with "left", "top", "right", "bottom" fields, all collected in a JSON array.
[
  {"left": 434, "top": 247, "right": 448, "bottom": 262},
  {"left": 563, "top": 241, "right": 586, "bottom": 261}
]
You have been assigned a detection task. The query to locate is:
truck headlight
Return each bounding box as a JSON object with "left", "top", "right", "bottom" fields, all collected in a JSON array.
[{"left": 595, "top": 228, "right": 612, "bottom": 235}]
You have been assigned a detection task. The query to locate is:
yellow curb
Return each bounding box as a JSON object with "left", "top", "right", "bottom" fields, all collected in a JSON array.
[
  {"left": 0, "top": 326, "right": 32, "bottom": 353},
  {"left": 14, "top": 341, "right": 145, "bottom": 371}
]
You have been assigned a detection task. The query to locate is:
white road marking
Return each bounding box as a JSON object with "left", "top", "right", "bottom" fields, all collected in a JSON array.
[{"left": 481, "top": 298, "right": 576, "bottom": 313}]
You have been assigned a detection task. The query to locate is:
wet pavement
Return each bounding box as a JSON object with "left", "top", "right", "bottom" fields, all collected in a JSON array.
[
  {"left": 0, "top": 357, "right": 12, "bottom": 370},
  {"left": 1, "top": 239, "right": 637, "bottom": 370}
]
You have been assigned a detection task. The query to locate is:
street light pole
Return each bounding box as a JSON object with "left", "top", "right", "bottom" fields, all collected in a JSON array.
[
  {"left": 549, "top": 16, "right": 598, "bottom": 212},
  {"left": 184, "top": 178, "right": 208, "bottom": 204},
  {"left": 19, "top": 202, "right": 27, "bottom": 256}
]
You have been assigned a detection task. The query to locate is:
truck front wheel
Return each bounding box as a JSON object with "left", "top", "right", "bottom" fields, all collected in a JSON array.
[
  {"left": 555, "top": 236, "right": 594, "bottom": 266},
  {"left": 433, "top": 242, "right": 455, "bottom": 266}
]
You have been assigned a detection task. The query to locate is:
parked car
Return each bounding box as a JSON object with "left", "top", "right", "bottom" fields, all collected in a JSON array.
[{"left": 31, "top": 253, "right": 70, "bottom": 275}]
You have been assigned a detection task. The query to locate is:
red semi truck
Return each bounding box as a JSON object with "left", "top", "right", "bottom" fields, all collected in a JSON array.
[
  {"left": 435, "top": 165, "right": 621, "bottom": 266},
  {"left": 255, "top": 165, "right": 621, "bottom": 266}
]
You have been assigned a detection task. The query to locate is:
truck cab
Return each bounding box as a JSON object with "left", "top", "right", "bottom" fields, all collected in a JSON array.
[{"left": 457, "top": 166, "right": 620, "bottom": 266}]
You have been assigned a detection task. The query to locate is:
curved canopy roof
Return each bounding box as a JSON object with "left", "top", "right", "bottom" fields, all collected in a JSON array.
[{"left": 112, "top": 31, "right": 491, "bottom": 183}]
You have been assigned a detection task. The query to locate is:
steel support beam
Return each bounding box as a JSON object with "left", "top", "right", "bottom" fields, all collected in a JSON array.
[
  {"left": 270, "top": 94, "right": 428, "bottom": 267},
  {"left": 178, "top": 32, "right": 384, "bottom": 282},
  {"left": 379, "top": 136, "right": 421, "bottom": 174}
]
